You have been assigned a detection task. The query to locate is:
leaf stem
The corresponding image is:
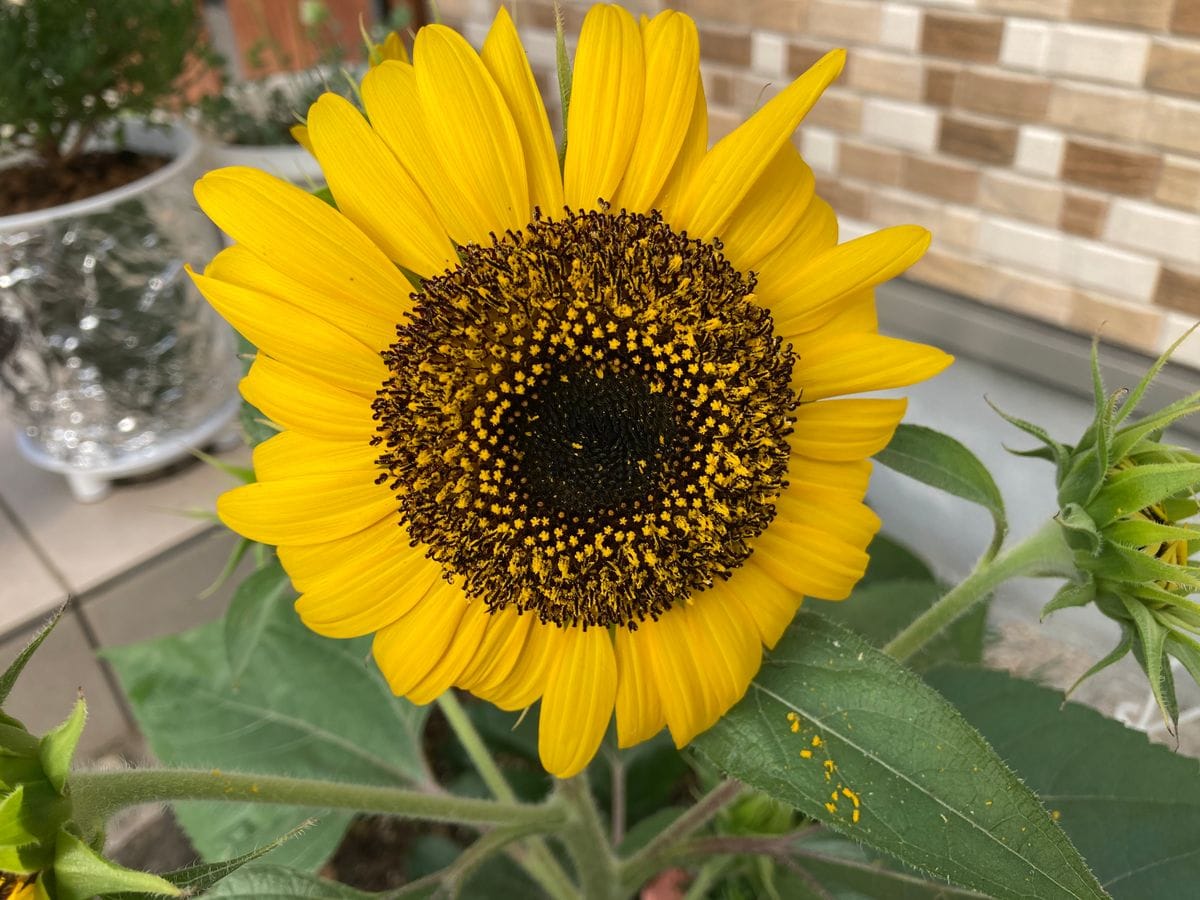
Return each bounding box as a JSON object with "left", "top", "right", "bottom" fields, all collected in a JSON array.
[
  {"left": 436, "top": 691, "right": 580, "bottom": 899},
  {"left": 68, "top": 768, "right": 562, "bottom": 835},
  {"left": 884, "top": 518, "right": 1075, "bottom": 662},
  {"left": 618, "top": 778, "right": 744, "bottom": 893},
  {"left": 558, "top": 776, "right": 620, "bottom": 900}
]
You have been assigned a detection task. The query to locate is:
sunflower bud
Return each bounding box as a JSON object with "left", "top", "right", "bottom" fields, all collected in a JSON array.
[
  {"left": 0, "top": 617, "right": 181, "bottom": 900},
  {"left": 996, "top": 333, "right": 1200, "bottom": 729}
]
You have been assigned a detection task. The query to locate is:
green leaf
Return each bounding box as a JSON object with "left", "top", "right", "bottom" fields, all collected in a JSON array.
[
  {"left": 201, "top": 864, "right": 371, "bottom": 898},
  {"left": 1085, "top": 463, "right": 1200, "bottom": 527},
  {"left": 876, "top": 424, "right": 1007, "bottom": 558},
  {"left": 787, "top": 835, "right": 988, "bottom": 899},
  {"left": 928, "top": 666, "right": 1200, "bottom": 899},
  {"left": 54, "top": 828, "right": 182, "bottom": 900},
  {"left": 820, "top": 580, "right": 988, "bottom": 671},
  {"left": 224, "top": 558, "right": 297, "bottom": 686},
  {"left": 38, "top": 697, "right": 86, "bottom": 794},
  {"left": 859, "top": 533, "right": 936, "bottom": 586},
  {"left": 106, "top": 601, "right": 429, "bottom": 871},
  {"left": 0, "top": 606, "right": 65, "bottom": 707},
  {"left": 690, "top": 613, "right": 1105, "bottom": 900}
]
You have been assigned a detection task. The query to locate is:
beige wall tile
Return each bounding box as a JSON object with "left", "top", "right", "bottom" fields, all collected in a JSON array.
[
  {"left": 910, "top": 249, "right": 995, "bottom": 300},
  {"left": 1156, "top": 156, "right": 1200, "bottom": 212},
  {"left": 708, "top": 107, "right": 743, "bottom": 143},
  {"left": 1172, "top": 1, "right": 1200, "bottom": 38},
  {"left": 956, "top": 68, "right": 1052, "bottom": 120},
  {"left": 805, "top": 86, "right": 864, "bottom": 132},
  {"left": 1045, "top": 82, "right": 1148, "bottom": 143},
  {"left": 800, "top": 127, "right": 840, "bottom": 173},
  {"left": 1060, "top": 190, "right": 1110, "bottom": 238},
  {"left": 862, "top": 98, "right": 941, "bottom": 152},
  {"left": 787, "top": 39, "right": 834, "bottom": 78},
  {"left": 939, "top": 114, "right": 1019, "bottom": 165},
  {"left": 815, "top": 176, "right": 870, "bottom": 219},
  {"left": 1106, "top": 199, "right": 1200, "bottom": 265},
  {"left": 1068, "top": 292, "right": 1164, "bottom": 354},
  {"left": 979, "top": 217, "right": 1068, "bottom": 277},
  {"left": 1146, "top": 40, "right": 1200, "bottom": 101},
  {"left": 987, "top": 267, "right": 1075, "bottom": 327},
  {"left": 869, "top": 187, "right": 944, "bottom": 232},
  {"left": 839, "top": 140, "right": 905, "bottom": 184},
  {"left": 808, "top": 0, "right": 882, "bottom": 44},
  {"left": 979, "top": 0, "right": 1071, "bottom": 20},
  {"left": 1144, "top": 95, "right": 1200, "bottom": 154},
  {"left": 922, "top": 12, "right": 1005, "bottom": 63},
  {"left": 1014, "top": 125, "right": 1066, "bottom": 178},
  {"left": 845, "top": 48, "right": 926, "bottom": 101},
  {"left": 1000, "top": 18, "right": 1051, "bottom": 72},
  {"left": 1070, "top": 0, "right": 1174, "bottom": 31},
  {"left": 942, "top": 207, "right": 983, "bottom": 253},
  {"left": 1061, "top": 140, "right": 1161, "bottom": 197},
  {"left": 1156, "top": 266, "right": 1200, "bottom": 316},
  {"left": 903, "top": 154, "right": 983, "bottom": 204},
  {"left": 924, "top": 63, "right": 960, "bottom": 106},
  {"left": 751, "top": 32, "right": 789, "bottom": 78},
  {"left": 699, "top": 25, "right": 752, "bottom": 66},
  {"left": 1065, "top": 237, "right": 1161, "bottom": 301},
  {"left": 1046, "top": 25, "right": 1151, "bottom": 87},
  {"left": 879, "top": 3, "right": 923, "bottom": 53},
  {"left": 749, "top": 0, "right": 811, "bottom": 31},
  {"left": 980, "top": 170, "right": 1064, "bottom": 226}
]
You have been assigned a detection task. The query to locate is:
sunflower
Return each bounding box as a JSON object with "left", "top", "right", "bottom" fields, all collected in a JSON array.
[{"left": 190, "top": 4, "right": 952, "bottom": 778}]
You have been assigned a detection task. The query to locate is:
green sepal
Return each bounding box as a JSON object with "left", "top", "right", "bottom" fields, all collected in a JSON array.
[
  {"left": 190, "top": 448, "right": 255, "bottom": 485},
  {"left": 0, "top": 785, "right": 41, "bottom": 848},
  {"left": 1041, "top": 578, "right": 1096, "bottom": 620},
  {"left": 0, "top": 781, "right": 68, "bottom": 849},
  {"left": 0, "top": 840, "right": 52, "bottom": 875},
  {"left": 1105, "top": 519, "right": 1200, "bottom": 548},
  {"left": 1167, "top": 632, "right": 1200, "bottom": 690},
  {"left": 1057, "top": 448, "right": 1105, "bottom": 510},
  {"left": 0, "top": 756, "right": 44, "bottom": 793},
  {"left": 1113, "top": 321, "right": 1199, "bottom": 427},
  {"left": 0, "top": 725, "right": 40, "bottom": 758},
  {"left": 1057, "top": 503, "right": 1103, "bottom": 555},
  {"left": 1123, "top": 595, "right": 1178, "bottom": 731},
  {"left": 1092, "top": 542, "right": 1200, "bottom": 589},
  {"left": 1065, "top": 625, "right": 1133, "bottom": 699},
  {"left": 1129, "top": 582, "right": 1200, "bottom": 618},
  {"left": 723, "top": 791, "right": 794, "bottom": 836},
  {"left": 311, "top": 186, "right": 336, "bottom": 208},
  {"left": 1085, "top": 462, "right": 1200, "bottom": 527},
  {"left": 54, "top": 828, "right": 183, "bottom": 900},
  {"left": 555, "top": 1, "right": 572, "bottom": 166},
  {"left": 988, "top": 396, "right": 1071, "bottom": 480},
  {"left": 0, "top": 607, "right": 65, "bottom": 707},
  {"left": 200, "top": 536, "right": 256, "bottom": 601},
  {"left": 1110, "top": 389, "right": 1200, "bottom": 462},
  {"left": 39, "top": 698, "right": 86, "bottom": 795}
]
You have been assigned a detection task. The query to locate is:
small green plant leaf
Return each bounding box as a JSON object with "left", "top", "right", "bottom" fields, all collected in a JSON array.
[
  {"left": 201, "top": 864, "right": 372, "bottom": 898},
  {"left": 0, "top": 606, "right": 65, "bottom": 707},
  {"left": 54, "top": 829, "right": 182, "bottom": 900},
  {"left": 928, "top": 666, "right": 1200, "bottom": 899},
  {"left": 1058, "top": 503, "right": 1103, "bottom": 555},
  {"left": 1042, "top": 578, "right": 1096, "bottom": 619},
  {"left": 786, "top": 834, "right": 989, "bottom": 898},
  {"left": 38, "top": 697, "right": 86, "bottom": 794},
  {"left": 876, "top": 424, "right": 1007, "bottom": 558},
  {"left": 1085, "top": 463, "right": 1200, "bottom": 528},
  {"left": 224, "top": 557, "right": 296, "bottom": 686},
  {"left": 690, "top": 613, "right": 1105, "bottom": 900}
]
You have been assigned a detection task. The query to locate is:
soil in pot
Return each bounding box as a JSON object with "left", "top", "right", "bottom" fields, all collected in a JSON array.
[{"left": 0, "top": 150, "right": 168, "bottom": 215}]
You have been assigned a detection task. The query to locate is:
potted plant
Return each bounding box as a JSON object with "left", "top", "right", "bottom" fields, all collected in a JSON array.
[{"left": 0, "top": 0, "right": 240, "bottom": 502}]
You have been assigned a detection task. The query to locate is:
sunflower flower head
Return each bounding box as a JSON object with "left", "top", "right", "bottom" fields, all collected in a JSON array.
[
  {"left": 998, "top": 333, "right": 1200, "bottom": 728},
  {"left": 191, "top": 3, "right": 952, "bottom": 778}
]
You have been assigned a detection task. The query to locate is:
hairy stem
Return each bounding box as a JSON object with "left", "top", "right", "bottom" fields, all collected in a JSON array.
[
  {"left": 884, "top": 518, "right": 1074, "bottom": 662},
  {"left": 558, "top": 776, "right": 619, "bottom": 900}
]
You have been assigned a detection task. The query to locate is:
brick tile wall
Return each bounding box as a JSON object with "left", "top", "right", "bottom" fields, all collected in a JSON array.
[{"left": 441, "top": 0, "right": 1200, "bottom": 360}]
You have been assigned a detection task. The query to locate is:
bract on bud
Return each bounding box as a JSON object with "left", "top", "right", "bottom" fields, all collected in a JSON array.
[{"left": 996, "top": 332, "right": 1200, "bottom": 729}]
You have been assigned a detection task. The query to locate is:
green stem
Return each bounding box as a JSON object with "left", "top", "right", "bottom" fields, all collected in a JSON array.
[
  {"left": 557, "top": 777, "right": 619, "bottom": 900},
  {"left": 437, "top": 692, "right": 579, "bottom": 899},
  {"left": 884, "top": 517, "right": 1075, "bottom": 662},
  {"left": 619, "top": 778, "right": 745, "bottom": 893},
  {"left": 69, "top": 768, "right": 561, "bottom": 836}
]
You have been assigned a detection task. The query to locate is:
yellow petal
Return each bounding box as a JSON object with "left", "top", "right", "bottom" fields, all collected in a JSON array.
[
  {"left": 790, "top": 288, "right": 878, "bottom": 343},
  {"left": 194, "top": 167, "right": 411, "bottom": 314},
  {"left": 481, "top": 7, "right": 564, "bottom": 216},
  {"left": 374, "top": 580, "right": 472, "bottom": 695},
  {"left": 479, "top": 617, "right": 560, "bottom": 711},
  {"left": 611, "top": 11, "right": 699, "bottom": 212},
  {"left": 380, "top": 31, "right": 408, "bottom": 64},
  {"left": 653, "top": 73, "right": 707, "bottom": 223},
  {"left": 644, "top": 605, "right": 717, "bottom": 748},
  {"left": 189, "top": 267, "right": 387, "bottom": 396},
  {"left": 776, "top": 485, "right": 881, "bottom": 544},
  {"left": 307, "top": 93, "right": 456, "bottom": 277},
  {"left": 253, "top": 430, "right": 380, "bottom": 482},
  {"left": 564, "top": 4, "right": 644, "bottom": 209},
  {"left": 538, "top": 626, "right": 617, "bottom": 778},
  {"left": 218, "top": 471, "right": 395, "bottom": 548},
  {"left": 205, "top": 244, "right": 397, "bottom": 350},
  {"left": 718, "top": 144, "right": 815, "bottom": 272},
  {"left": 289, "top": 123, "right": 314, "bottom": 155},
  {"left": 239, "top": 355, "right": 373, "bottom": 440},
  {"left": 754, "top": 514, "right": 877, "bottom": 602},
  {"left": 773, "top": 226, "right": 931, "bottom": 337},
  {"left": 614, "top": 624, "right": 665, "bottom": 747},
  {"left": 408, "top": 599, "right": 493, "bottom": 705},
  {"left": 753, "top": 195, "right": 839, "bottom": 308},
  {"left": 672, "top": 50, "right": 844, "bottom": 238},
  {"left": 793, "top": 333, "right": 954, "bottom": 401},
  {"left": 787, "top": 456, "right": 873, "bottom": 497},
  {"left": 688, "top": 582, "right": 761, "bottom": 722},
  {"left": 456, "top": 604, "right": 533, "bottom": 694},
  {"left": 791, "top": 398, "right": 909, "bottom": 460},
  {"left": 728, "top": 562, "right": 804, "bottom": 649},
  {"left": 361, "top": 61, "right": 482, "bottom": 244},
  {"left": 415, "top": 25, "right": 528, "bottom": 235}
]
